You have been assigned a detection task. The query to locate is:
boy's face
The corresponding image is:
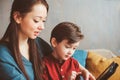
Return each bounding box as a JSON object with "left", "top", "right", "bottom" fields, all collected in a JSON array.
[{"left": 52, "top": 39, "right": 80, "bottom": 61}]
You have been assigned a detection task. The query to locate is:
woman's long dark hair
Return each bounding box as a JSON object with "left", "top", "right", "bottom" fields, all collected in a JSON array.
[{"left": 0, "top": 0, "right": 49, "bottom": 80}]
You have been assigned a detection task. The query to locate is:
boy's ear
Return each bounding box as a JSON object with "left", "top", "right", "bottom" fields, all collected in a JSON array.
[
  {"left": 13, "top": 11, "right": 22, "bottom": 24},
  {"left": 51, "top": 37, "right": 57, "bottom": 47}
]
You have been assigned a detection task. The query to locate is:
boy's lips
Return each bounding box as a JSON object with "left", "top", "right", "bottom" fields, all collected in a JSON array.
[{"left": 65, "top": 55, "right": 70, "bottom": 58}]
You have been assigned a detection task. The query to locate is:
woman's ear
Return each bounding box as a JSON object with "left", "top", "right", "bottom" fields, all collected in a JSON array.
[
  {"left": 51, "top": 37, "right": 58, "bottom": 48},
  {"left": 13, "top": 11, "right": 22, "bottom": 24}
]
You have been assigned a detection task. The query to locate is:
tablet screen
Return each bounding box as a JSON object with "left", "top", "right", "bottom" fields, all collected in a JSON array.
[{"left": 96, "top": 61, "right": 118, "bottom": 80}]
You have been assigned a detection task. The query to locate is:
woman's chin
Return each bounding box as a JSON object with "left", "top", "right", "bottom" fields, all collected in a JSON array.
[{"left": 29, "top": 36, "right": 37, "bottom": 39}]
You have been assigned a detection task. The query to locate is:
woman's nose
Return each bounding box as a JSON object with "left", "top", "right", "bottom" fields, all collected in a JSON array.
[
  {"left": 37, "top": 23, "right": 44, "bottom": 30},
  {"left": 37, "top": 26, "right": 44, "bottom": 30}
]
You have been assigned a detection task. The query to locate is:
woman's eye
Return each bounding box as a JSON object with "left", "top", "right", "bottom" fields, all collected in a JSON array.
[
  {"left": 43, "top": 20, "right": 46, "bottom": 23},
  {"left": 34, "top": 19, "right": 39, "bottom": 23}
]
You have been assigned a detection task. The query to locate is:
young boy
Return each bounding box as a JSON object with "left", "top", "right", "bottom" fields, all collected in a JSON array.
[{"left": 42, "top": 22, "right": 84, "bottom": 80}]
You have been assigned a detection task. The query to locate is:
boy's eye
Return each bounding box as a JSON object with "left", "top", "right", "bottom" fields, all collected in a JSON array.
[
  {"left": 65, "top": 45, "right": 71, "bottom": 48},
  {"left": 65, "top": 45, "right": 77, "bottom": 50},
  {"left": 73, "top": 47, "right": 77, "bottom": 50}
]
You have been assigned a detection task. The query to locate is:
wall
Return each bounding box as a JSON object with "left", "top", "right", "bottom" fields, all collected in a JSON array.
[
  {"left": 0, "top": 0, "right": 12, "bottom": 38},
  {"left": 0, "top": 0, "right": 120, "bottom": 55}
]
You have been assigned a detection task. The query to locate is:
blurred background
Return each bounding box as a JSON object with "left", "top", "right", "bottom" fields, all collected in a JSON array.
[{"left": 0, "top": 0, "right": 120, "bottom": 55}]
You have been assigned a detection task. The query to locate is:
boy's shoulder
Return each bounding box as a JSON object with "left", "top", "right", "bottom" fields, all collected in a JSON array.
[
  {"left": 68, "top": 57, "right": 79, "bottom": 64},
  {"left": 43, "top": 54, "right": 53, "bottom": 62}
]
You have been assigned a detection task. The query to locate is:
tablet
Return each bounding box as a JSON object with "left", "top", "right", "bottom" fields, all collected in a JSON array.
[{"left": 96, "top": 61, "right": 118, "bottom": 80}]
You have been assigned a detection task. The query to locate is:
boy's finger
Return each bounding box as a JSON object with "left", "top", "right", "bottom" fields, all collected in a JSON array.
[{"left": 77, "top": 72, "right": 82, "bottom": 75}]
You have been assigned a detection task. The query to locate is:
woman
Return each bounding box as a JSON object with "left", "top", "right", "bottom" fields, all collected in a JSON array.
[
  {"left": 0, "top": 0, "right": 95, "bottom": 80},
  {"left": 0, "top": 0, "right": 50, "bottom": 80}
]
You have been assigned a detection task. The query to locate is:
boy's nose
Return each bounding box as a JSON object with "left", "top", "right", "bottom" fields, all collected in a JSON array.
[{"left": 68, "top": 50, "right": 74, "bottom": 55}]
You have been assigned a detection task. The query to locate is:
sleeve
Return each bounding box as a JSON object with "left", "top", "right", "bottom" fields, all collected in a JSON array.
[
  {"left": 42, "top": 68, "right": 49, "bottom": 80},
  {"left": 42, "top": 59, "right": 49, "bottom": 80},
  {"left": 74, "top": 59, "right": 81, "bottom": 72},
  {"left": 0, "top": 45, "right": 26, "bottom": 80},
  {"left": 72, "top": 58, "right": 82, "bottom": 80}
]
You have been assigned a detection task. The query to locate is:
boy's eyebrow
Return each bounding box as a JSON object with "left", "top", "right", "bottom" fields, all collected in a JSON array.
[{"left": 67, "top": 43, "right": 78, "bottom": 48}]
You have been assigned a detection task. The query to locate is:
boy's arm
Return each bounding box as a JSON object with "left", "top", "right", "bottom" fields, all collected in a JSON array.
[
  {"left": 42, "top": 71, "right": 49, "bottom": 80},
  {"left": 78, "top": 63, "right": 96, "bottom": 80},
  {"left": 42, "top": 66, "right": 51, "bottom": 80}
]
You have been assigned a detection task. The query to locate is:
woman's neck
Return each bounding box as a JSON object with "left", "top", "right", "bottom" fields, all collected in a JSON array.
[{"left": 19, "top": 33, "right": 29, "bottom": 61}]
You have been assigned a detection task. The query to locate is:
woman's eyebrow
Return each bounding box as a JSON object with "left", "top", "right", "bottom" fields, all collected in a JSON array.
[{"left": 34, "top": 16, "right": 47, "bottom": 20}]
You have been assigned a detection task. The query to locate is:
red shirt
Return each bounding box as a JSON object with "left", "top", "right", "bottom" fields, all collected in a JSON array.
[{"left": 42, "top": 54, "right": 81, "bottom": 80}]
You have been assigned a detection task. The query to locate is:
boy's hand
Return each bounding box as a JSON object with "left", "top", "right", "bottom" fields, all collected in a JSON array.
[
  {"left": 82, "top": 69, "right": 96, "bottom": 80},
  {"left": 68, "top": 71, "right": 81, "bottom": 80}
]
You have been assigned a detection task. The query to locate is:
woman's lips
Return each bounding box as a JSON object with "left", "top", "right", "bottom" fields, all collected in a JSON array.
[{"left": 34, "top": 31, "right": 39, "bottom": 36}]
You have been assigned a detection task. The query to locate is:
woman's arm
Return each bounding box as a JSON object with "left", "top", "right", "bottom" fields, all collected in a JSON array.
[{"left": 0, "top": 61, "right": 26, "bottom": 80}]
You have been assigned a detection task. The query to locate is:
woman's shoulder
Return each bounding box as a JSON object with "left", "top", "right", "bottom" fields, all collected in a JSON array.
[
  {"left": 0, "top": 43, "right": 26, "bottom": 80},
  {"left": 0, "top": 43, "right": 10, "bottom": 54},
  {"left": 0, "top": 43, "right": 10, "bottom": 55},
  {"left": 0, "top": 43, "right": 15, "bottom": 63}
]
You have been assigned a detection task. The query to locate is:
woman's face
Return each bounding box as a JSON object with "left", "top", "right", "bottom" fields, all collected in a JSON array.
[{"left": 18, "top": 4, "right": 47, "bottom": 39}]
